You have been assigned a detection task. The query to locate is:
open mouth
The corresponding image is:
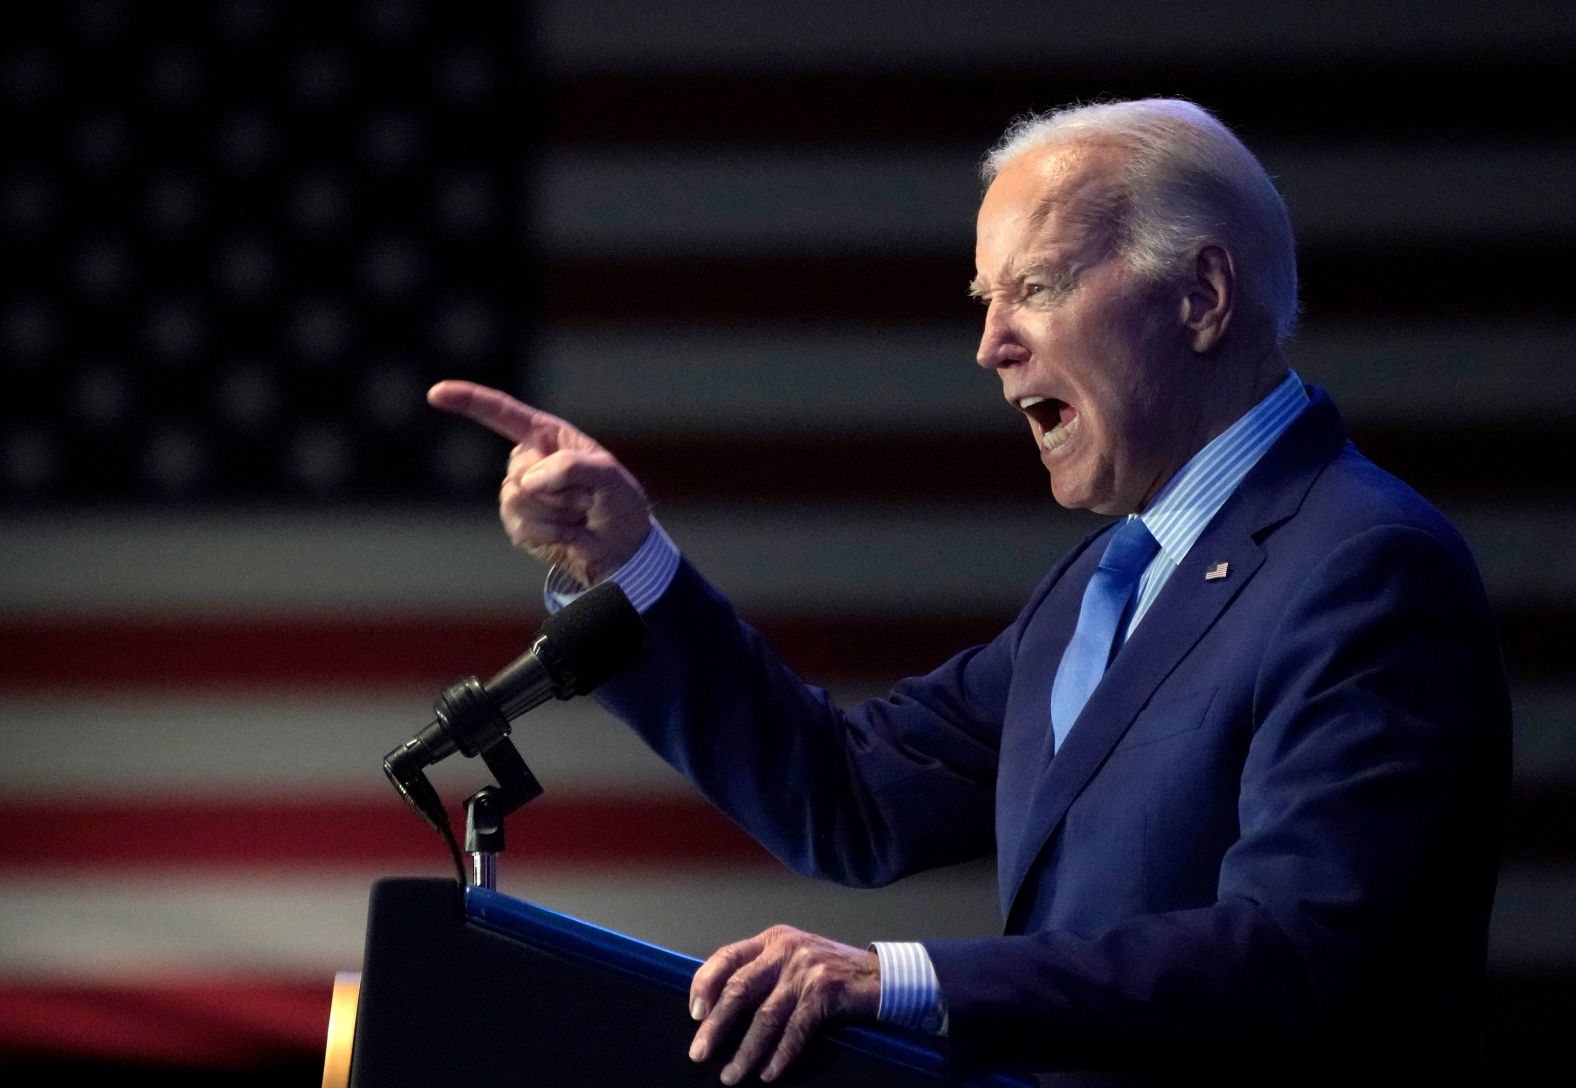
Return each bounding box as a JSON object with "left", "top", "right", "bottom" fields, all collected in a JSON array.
[{"left": 1017, "top": 395, "right": 1079, "bottom": 451}]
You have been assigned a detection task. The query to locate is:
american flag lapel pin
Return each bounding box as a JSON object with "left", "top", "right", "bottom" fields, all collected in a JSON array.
[{"left": 1203, "top": 561, "right": 1230, "bottom": 581}]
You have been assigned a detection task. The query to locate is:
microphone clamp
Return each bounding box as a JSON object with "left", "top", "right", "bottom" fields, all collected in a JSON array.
[{"left": 383, "top": 676, "right": 544, "bottom": 834}]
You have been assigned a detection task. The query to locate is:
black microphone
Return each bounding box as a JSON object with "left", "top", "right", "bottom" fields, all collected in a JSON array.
[
  {"left": 483, "top": 579, "right": 648, "bottom": 719},
  {"left": 383, "top": 582, "right": 647, "bottom": 825}
]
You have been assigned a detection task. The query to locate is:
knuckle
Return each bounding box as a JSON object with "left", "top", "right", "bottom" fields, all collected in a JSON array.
[
  {"left": 707, "top": 943, "right": 743, "bottom": 970},
  {"left": 788, "top": 945, "right": 821, "bottom": 972}
]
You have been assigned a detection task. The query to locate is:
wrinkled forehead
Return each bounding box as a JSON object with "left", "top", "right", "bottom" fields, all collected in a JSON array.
[{"left": 977, "top": 140, "right": 1131, "bottom": 253}]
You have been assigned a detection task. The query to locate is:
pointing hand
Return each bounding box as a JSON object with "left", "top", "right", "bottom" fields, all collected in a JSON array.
[{"left": 428, "top": 380, "right": 653, "bottom": 586}]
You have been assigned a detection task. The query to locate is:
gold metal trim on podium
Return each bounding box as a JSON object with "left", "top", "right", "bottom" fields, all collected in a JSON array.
[{"left": 322, "top": 970, "right": 361, "bottom": 1088}]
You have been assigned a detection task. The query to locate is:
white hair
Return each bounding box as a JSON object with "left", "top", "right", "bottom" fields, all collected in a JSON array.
[{"left": 982, "top": 98, "right": 1299, "bottom": 347}]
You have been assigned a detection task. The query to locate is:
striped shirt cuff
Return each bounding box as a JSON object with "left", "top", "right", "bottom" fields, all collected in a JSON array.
[
  {"left": 871, "top": 941, "right": 948, "bottom": 1036},
  {"left": 542, "top": 521, "right": 681, "bottom": 615}
]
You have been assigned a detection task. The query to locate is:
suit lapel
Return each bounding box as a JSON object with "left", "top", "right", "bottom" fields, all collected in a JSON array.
[
  {"left": 999, "top": 386, "right": 1348, "bottom": 921},
  {"left": 1000, "top": 532, "right": 1265, "bottom": 916}
]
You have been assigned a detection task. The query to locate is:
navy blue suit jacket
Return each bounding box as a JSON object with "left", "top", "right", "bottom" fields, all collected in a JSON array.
[{"left": 597, "top": 389, "right": 1511, "bottom": 1085}]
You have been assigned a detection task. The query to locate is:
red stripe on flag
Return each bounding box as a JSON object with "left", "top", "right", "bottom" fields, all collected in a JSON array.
[
  {"left": 0, "top": 615, "right": 542, "bottom": 690},
  {"left": 0, "top": 795, "right": 773, "bottom": 871},
  {"left": 0, "top": 614, "right": 1003, "bottom": 690},
  {"left": 0, "top": 978, "right": 331, "bottom": 1065}
]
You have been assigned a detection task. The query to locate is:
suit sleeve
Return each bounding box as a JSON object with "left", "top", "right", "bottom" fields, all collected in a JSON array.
[
  {"left": 593, "top": 557, "right": 1022, "bottom": 887},
  {"left": 923, "top": 523, "right": 1511, "bottom": 1072}
]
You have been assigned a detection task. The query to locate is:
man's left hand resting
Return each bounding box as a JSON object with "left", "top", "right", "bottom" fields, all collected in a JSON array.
[{"left": 687, "top": 925, "right": 881, "bottom": 1084}]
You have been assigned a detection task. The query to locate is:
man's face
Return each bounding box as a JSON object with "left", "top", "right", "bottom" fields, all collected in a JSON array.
[{"left": 973, "top": 142, "right": 1196, "bottom": 515}]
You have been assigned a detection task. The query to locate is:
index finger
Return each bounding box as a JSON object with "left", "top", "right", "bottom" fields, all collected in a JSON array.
[
  {"left": 690, "top": 933, "right": 768, "bottom": 1020},
  {"left": 427, "top": 380, "right": 573, "bottom": 447}
]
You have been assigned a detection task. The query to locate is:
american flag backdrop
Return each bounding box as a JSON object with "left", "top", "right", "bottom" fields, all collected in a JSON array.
[{"left": 3, "top": 2, "right": 1575, "bottom": 1083}]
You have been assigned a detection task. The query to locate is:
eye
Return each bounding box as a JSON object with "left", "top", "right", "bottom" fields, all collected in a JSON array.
[{"left": 1022, "top": 274, "right": 1072, "bottom": 303}]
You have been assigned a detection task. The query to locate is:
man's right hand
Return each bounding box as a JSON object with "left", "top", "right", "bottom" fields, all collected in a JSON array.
[{"left": 428, "top": 380, "right": 652, "bottom": 587}]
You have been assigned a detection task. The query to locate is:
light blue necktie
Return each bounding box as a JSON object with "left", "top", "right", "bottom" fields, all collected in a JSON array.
[{"left": 1049, "top": 517, "right": 1160, "bottom": 754}]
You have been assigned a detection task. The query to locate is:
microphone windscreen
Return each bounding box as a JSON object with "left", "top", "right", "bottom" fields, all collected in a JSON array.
[{"left": 536, "top": 581, "right": 648, "bottom": 696}]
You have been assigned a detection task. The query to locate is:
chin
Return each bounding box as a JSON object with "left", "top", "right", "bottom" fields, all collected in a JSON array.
[
  {"left": 1050, "top": 479, "right": 1132, "bottom": 517},
  {"left": 1047, "top": 478, "right": 1094, "bottom": 513}
]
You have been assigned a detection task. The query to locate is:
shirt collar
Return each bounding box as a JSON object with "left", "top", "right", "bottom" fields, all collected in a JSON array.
[{"left": 1135, "top": 370, "right": 1309, "bottom": 567}]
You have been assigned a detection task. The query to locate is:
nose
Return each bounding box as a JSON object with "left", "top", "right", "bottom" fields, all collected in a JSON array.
[{"left": 975, "top": 299, "right": 1027, "bottom": 370}]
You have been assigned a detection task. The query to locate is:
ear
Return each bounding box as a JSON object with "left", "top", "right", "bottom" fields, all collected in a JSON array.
[{"left": 1180, "top": 244, "right": 1235, "bottom": 354}]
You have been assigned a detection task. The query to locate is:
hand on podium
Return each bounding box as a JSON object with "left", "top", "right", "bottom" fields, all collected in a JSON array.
[{"left": 688, "top": 924, "right": 882, "bottom": 1084}]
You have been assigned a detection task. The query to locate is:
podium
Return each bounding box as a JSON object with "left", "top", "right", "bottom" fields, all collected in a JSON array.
[{"left": 330, "top": 877, "right": 1031, "bottom": 1086}]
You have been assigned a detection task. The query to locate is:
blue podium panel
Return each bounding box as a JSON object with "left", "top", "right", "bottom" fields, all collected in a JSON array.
[{"left": 349, "top": 878, "right": 1032, "bottom": 1087}]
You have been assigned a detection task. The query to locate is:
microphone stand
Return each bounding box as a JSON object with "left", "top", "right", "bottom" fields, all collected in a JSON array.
[
  {"left": 385, "top": 581, "right": 646, "bottom": 887},
  {"left": 460, "top": 741, "right": 542, "bottom": 890},
  {"left": 388, "top": 675, "right": 544, "bottom": 889}
]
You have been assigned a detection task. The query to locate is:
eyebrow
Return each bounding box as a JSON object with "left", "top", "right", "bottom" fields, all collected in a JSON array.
[{"left": 969, "top": 260, "right": 1075, "bottom": 300}]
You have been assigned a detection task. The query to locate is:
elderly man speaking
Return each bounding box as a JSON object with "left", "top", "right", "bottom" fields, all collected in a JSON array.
[{"left": 430, "top": 99, "right": 1509, "bottom": 1086}]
